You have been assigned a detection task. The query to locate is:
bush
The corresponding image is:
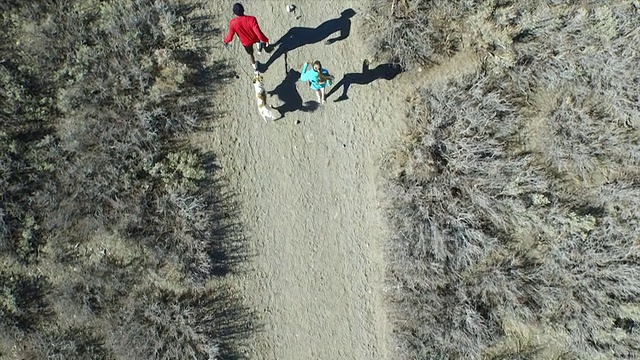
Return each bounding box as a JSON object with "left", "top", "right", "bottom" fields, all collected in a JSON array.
[
  {"left": 116, "top": 286, "right": 235, "bottom": 359},
  {"left": 364, "top": 0, "right": 484, "bottom": 67},
  {"left": 1, "top": 0, "right": 249, "bottom": 358},
  {"left": 381, "top": 1, "right": 640, "bottom": 359},
  {"left": 0, "top": 271, "right": 53, "bottom": 332}
]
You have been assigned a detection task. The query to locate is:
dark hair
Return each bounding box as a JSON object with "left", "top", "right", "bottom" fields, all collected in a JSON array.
[
  {"left": 312, "top": 60, "right": 334, "bottom": 84},
  {"left": 232, "top": 3, "right": 244, "bottom": 16}
]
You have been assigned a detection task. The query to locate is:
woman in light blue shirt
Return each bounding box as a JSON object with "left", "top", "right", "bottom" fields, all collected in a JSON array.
[{"left": 299, "top": 60, "right": 334, "bottom": 104}]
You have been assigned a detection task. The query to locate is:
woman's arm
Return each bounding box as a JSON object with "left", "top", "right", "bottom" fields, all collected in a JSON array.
[{"left": 299, "top": 63, "right": 313, "bottom": 82}]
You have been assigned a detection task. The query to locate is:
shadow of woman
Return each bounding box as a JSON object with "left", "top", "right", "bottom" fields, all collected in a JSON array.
[
  {"left": 325, "top": 60, "right": 404, "bottom": 102},
  {"left": 263, "top": 9, "right": 356, "bottom": 72}
]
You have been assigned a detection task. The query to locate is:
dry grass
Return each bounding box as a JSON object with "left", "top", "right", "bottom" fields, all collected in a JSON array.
[
  {"left": 370, "top": 1, "right": 640, "bottom": 359},
  {"left": 364, "top": 0, "right": 485, "bottom": 66},
  {"left": 1, "top": 0, "right": 248, "bottom": 359}
]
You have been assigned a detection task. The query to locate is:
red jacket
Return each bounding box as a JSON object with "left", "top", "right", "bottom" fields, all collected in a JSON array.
[{"left": 223, "top": 15, "right": 269, "bottom": 47}]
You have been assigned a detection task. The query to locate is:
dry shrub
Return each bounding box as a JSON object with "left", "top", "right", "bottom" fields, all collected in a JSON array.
[
  {"left": 364, "top": 0, "right": 484, "bottom": 67},
  {"left": 0, "top": 271, "right": 53, "bottom": 333},
  {"left": 22, "top": 325, "right": 112, "bottom": 360},
  {"left": 1, "top": 0, "right": 248, "bottom": 358},
  {"left": 116, "top": 286, "right": 231, "bottom": 359},
  {"left": 383, "top": 1, "right": 640, "bottom": 359}
]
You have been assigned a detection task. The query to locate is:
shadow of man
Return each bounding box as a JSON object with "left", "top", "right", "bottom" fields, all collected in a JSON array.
[
  {"left": 326, "top": 60, "right": 403, "bottom": 102},
  {"left": 263, "top": 9, "right": 356, "bottom": 71},
  {"left": 267, "top": 55, "right": 320, "bottom": 120}
]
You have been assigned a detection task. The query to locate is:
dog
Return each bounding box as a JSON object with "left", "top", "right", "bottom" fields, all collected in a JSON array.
[{"left": 252, "top": 74, "right": 275, "bottom": 121}]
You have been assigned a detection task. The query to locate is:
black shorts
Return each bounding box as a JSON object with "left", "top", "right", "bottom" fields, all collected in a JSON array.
[
  {"left": 243, "top": 44, "right": 254, "bottom": 55},
  {"left": 243, "top": 42, "right": 264, "bottom": 55}
]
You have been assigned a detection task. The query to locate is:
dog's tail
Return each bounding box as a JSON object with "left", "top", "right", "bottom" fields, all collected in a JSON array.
[{"left": 259, "top": 105, "right": 274, "bottom": 121}]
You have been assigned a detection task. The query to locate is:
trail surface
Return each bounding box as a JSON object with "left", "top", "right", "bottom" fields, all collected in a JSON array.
[{"left": 193, "top": 1, "right": 411, "bottom": 358}]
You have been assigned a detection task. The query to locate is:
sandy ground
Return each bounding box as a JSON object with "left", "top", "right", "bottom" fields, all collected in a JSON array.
[{"left": 192, "top": 1, "right": 412, "bottom": 358}]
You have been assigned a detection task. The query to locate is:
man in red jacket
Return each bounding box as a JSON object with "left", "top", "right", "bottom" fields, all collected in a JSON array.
[{"left": 224, "top": 3, "right": 270, "bottom": 73}]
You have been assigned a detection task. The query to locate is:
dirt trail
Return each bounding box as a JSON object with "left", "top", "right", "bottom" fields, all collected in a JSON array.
[{"left": 192, "top": 1, "right": 411, "bottom": 358}]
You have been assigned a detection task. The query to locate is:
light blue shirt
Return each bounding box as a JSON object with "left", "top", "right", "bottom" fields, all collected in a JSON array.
[{"left": 299, "top": 63, "right": 331, "bottom": 90}]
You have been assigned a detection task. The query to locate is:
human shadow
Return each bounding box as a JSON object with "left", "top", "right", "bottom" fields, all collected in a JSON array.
[
  {"left": 267, "top": 54, "right": 320, "bottom": 120},
  {"left": 263, "top": 9, "right": 356, "bottom": 71},
  {"left": 325, "top": 60, "right": 404, "bottom": 102}
]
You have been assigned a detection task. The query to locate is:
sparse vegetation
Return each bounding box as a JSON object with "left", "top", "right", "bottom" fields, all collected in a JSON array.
[
  {"left": 370, "top": 0, "right": 640, "bottom": 359},
  {"left": 1, "top": 0, "right": 248, "bottom": 359},
  {"left": 365, "top": 0, "right": 481, "bottom": 67}
]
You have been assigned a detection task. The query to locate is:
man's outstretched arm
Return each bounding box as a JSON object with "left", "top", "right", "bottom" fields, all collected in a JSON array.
[{"left": 223, "top": 23, "right": 236, "bottom": 44}]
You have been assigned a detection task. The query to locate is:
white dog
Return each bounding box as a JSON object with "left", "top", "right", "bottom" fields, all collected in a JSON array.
[{"left": 252, "top": 74, "right": 275, "bottom": 121}]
